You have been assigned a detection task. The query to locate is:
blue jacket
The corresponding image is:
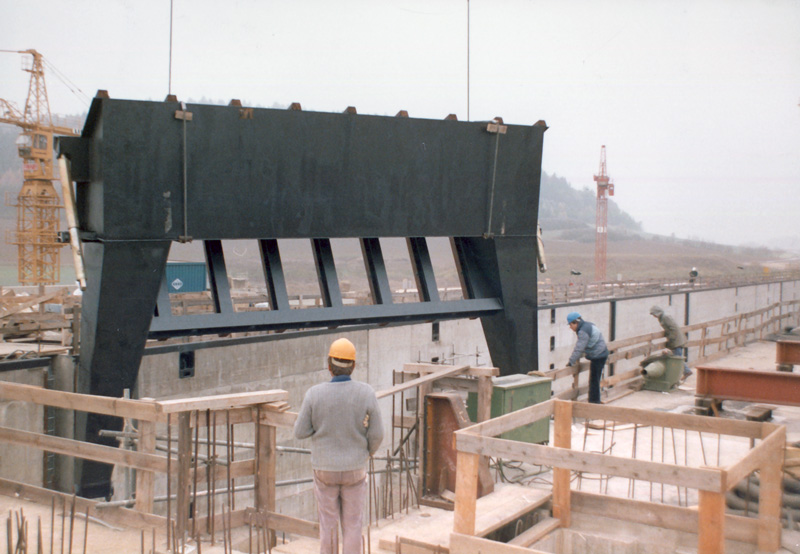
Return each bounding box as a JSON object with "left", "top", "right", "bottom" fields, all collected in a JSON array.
[{"left": 568, "top": 319, "right": 609, "bottom": 365}]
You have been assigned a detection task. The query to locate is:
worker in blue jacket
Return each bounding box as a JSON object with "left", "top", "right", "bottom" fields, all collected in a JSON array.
[{"left": 566, "top": 312, "right": 609, "bottom": 404}]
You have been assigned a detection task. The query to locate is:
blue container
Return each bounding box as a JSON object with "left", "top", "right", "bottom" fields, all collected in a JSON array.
[{"left": 165, "top": 262, "right": 207, "bottom": 293}]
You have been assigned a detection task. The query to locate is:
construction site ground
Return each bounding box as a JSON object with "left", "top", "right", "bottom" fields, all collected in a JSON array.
[{"left": 3, "top": 340, "right": 800, "bottom": 553}]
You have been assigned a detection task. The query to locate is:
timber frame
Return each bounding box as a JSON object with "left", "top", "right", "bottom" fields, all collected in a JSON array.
[
  {"left": 0, "top": 381, "right": 313, "bottom": 549},
  {"left": 451, "top": 399, "right": 785, "bottom": 554}
]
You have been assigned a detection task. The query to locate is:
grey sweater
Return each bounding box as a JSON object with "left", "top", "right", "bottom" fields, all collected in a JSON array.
[{"left": 294, "top": 377, "right": 384, "bottom": 471}]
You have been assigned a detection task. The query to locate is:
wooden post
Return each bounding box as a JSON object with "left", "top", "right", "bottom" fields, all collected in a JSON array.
[
  {"left": 417, "top": 380, "right": 432, "bottom": 500},
  {"left": 453, "top": 451, "right": 480, "bottom": 536},
  {"left": 758, "top": 454, "right": 783, "bottom": 552},
  {"left": 698, "top": 489, "right": 724, "bottom": 554},
  {"left": 134, "top": 419, "right": 156, "bottom": 513},
  {"left": 552, "top": 400, "right": 573, "bottom": 527},
  {"left": 476, "top": 376, "right": 492, "bottom": 423},
  {"left": 176, "top": 412, "right": 192, "bottom": 543},
  {"left": 255, "top": 411, "right": 276, "bottom": 544}
]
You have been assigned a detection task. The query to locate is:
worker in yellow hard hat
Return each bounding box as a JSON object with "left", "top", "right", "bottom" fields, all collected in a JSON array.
[{"left": 294, "top": 338, "right": 384, "bottom": 554}]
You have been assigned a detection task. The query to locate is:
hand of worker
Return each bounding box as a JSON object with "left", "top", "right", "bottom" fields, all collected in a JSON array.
[{"left": 363, "top": 414, "right": 370, "bottom": 428}]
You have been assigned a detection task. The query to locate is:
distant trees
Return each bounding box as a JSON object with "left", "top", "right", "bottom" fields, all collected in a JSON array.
[{"left": 538, "top": 171, "right": 643, "bottom": 233}]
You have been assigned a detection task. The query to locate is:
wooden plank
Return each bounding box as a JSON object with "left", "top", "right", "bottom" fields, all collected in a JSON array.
[
  {"left": 0, "top": 381, "right": 160, "bottom": 421},
  {"left": 507, "top": 517, "right": 560, "bottom": 547},
  {"left": 0, "top": 290, "right": 64, "bottom": 318},
  {"left": 449, "top": 532, "right": 551, "bottom": 554},
  {"left": 402, "top": 363, "right": 499, "bottom": 378},
  {"left": 572, "top": 402, "right": 764, "bottom": 439},
  {"left": 258, "top": 408, "right": 297, "bottom": 428},
  {"left": 193, "top": 459, "right": 255, "bottom": 482},
  {"left": 571, "top": 491, "right": 758, "bottom": 544},
  {"left": 156, "top": 390, "right": 288, "bottom": 413},
  {"left": 452, "top": 451, "right": 479, "bottom": 535},
  {"left": 459, "top": 399, "right": 555, "bottom": 438},
  {"left": 0, "top": 424, "right": 168, "bottom": 472},
  {"left": 475, "top": 489, "right": 551, "bottom": 537},
  {"left": 175, "top": 412, "right": 192, "bottom": 541},
  {"left": 433, "top": 377, "right": 478, "bottom": 393},
  {"left": 456, "top": 433, "right": 724, "bottom": 492},
  {"left": 378, "top": 365, "right": 469, "bottom": 399},
  {"left": 193, "top": 507, "right": 248, "bottom": 534},
  {"left": 476, "top": 376, "right": 492, "bottom": 423},
  {"left": 263, "top": 511, "right": 319, "bottom": 538},
  {"left": 134, "top": 420, "right": 156, "bottom": 513},
  {"left": 724, "top": 424, "right": 785, "bottom": 488},
  {"left": 0, "top": 478, "right": 166, "bottom": 530},
  {"left": 698, "top": 490, "right": 725, "bottom": 554},
  {"left": 757, "top": 445, "right": 784, "bottom": 552},
  {"left": 255, "top": 419, "right": 276, "bottom": 514},
  {"left": 552, "top": 400, "right": 572, "bottom": 527}
]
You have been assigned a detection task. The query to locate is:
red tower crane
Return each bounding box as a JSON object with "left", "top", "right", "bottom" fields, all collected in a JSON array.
[{"left": 593, "top": 145, "right": 614, "bottom": 281}]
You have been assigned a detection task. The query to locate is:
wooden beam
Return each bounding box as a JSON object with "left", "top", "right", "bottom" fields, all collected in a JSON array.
[
  {"left": 552, "top": 400, "right": 572, "bottom": 527},
  {"left": 572, "top": 402, "right": 764, "bottom": 439},
  {"left": 757, "top": 443, "right": 784, "bottom": 552},
  {"left": 0, "top": 478, "right": 166, "bottom": 530},
  {"left": 507, "top": 517, "right": 560, "bottom": 547},
  {"left": 459, "top": 399, "right": 555, "bottom": 438},
  {"left": 450, "top": 532, "right": 551, "bottom": 554},
  {"left": 456, "top": 433, "right": 724, "bottom": 492},
  {"left": 175, "top": 413, "right": 192, "bottom": 541},
  {"left": 698, "top": 490, "right": 725, "bottom": 554},
  {"left": 377, "top": 365, "right": 470, "bottom": 399},
  {"left": 453, "top": 451, "right": 480, "bottom": 536},
  {"left": 476, "top": 376, "right": 492, "bottom": 423},
  {"left": 193, "top": 459, "right": 255, "bottom": 482},
  {"left": 0, "top": 381, "right": 160, "bottom": 421},
  {"left": 258, "top": 408, "right": 297, "bottom": 428},
  {"left": 724, "top": 424, "right": 785, "bottom": 489},
  {"left": 241, "top": 509, "right": 319, "bottom": 538},
  {"left": 255, "top": 418, "right": 276, "bottom": 514},
  {"left": 0, "top": 424, "right": 167, "bottom": 472},
  {"left": 571, "top": 491, "right": 758, "bottom": 544},
  {"left": 134, "top": 420, "right": 156, "bottom": 513},
  {"left": 0, "top": 290, "right": 64, "bottom": 319},
  {"left": 402, "top": 363, "right": 499, "bottom": 378},
  {"left": 156, "top": 390, "right": 288, "bottom": 413}
]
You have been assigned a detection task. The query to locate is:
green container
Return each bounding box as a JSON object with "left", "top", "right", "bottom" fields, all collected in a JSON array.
[
  {"left": 467, "top": 374, "right": 552, "bottom": 444},
  {"left": 641, "top": 355, "right": 684, "bottom": 392},
  {"left": 166, "top": 262, "right": 208, "bottom": 293}
]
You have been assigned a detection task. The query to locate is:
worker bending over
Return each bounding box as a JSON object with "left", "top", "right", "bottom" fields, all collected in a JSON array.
[
  {"left": 294, "top": 338, "right": 384, "bottom": 554},
  {"left": 649, "top": 305, "right": 692, "bottom": 381},
  {"left": 566, "top": 312, "right": 609, "bottom": 404}
]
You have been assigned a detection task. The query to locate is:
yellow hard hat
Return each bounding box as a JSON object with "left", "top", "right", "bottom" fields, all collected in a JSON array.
[{"left": 328, "top": 338, "right": 356, "bottom": 361}]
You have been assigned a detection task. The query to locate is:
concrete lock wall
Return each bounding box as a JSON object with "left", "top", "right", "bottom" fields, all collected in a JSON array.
[{"left": 2, "top": 278, "right": 799, "bottom": 520}]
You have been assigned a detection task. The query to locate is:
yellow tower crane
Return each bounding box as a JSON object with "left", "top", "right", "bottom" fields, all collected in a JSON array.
[{"left": 0, "top": 49, "right": 78, "bottom": 285}]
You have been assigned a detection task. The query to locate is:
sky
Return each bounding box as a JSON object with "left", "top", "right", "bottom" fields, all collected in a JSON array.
[{"left": 1, "top": 0, "right": 799, "bottom": 249}]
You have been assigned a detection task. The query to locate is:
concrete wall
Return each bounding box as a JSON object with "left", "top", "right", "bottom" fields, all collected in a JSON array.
[
  {"left": 134, "top": 317, "right": 491, "bottom": 519},
  {"left": 0, "top": 367, "right": 46, "bottom": 485},
  {"left": 2, "top": 278, "right": 799, "bottom": 519}
]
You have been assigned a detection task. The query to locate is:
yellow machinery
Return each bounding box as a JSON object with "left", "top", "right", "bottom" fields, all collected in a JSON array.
[{"left": 0, "top": 49, "right": 78, "bottom": 285}]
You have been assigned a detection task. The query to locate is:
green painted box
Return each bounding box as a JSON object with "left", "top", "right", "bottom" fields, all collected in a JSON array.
[{"left": 466, "top": 374, "right": 552, "bottom": 444}]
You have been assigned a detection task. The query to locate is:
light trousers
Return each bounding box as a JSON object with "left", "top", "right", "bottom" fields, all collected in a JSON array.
[{"left": 313, "top": 468, "right": 367, "bottom": 554}]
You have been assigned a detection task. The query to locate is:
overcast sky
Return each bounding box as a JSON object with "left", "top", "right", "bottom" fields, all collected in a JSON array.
[{"left": 2, "top": 0, "right": 798, "bottom": 249}]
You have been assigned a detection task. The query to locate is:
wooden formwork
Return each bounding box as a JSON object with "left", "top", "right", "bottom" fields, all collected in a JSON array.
[
  {"left": 451, "top": 399, "right": 785, "bottom": 554},
  {"left": 0, "top": 380, "right": 312, "bottom": 552}
]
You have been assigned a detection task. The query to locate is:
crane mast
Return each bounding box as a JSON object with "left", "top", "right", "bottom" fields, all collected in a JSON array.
[
  {"left": 593, "top": 145, "right": 614, "bottom": 281},
  {"left": 0, "top": 49, "right": 77, "bottom": 285}
]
